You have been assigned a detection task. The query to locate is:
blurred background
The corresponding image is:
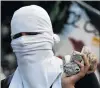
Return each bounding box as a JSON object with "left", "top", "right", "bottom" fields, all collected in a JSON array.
[{"left": 1, "top": 1, "right": 100, "bottom": 82}]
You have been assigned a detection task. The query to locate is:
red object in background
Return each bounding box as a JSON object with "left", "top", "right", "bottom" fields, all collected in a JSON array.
[
  {"left": 69, "top": 37, "right": 85, "bottom": 52},
  {"left": 57, "top": 56, "right": 63, "bottom": 59}
]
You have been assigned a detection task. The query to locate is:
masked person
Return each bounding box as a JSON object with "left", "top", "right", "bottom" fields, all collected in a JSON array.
[{"left": 8, "top": 5, "right": 97, "bottom": 88}]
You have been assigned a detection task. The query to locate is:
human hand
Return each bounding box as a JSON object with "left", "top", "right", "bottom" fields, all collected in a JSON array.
[
  {"left": 81, "top": 46, "right": 98, "bottom": 74},
  {"left": 61, "top": 54, "right": 90, "bottom": 88}
]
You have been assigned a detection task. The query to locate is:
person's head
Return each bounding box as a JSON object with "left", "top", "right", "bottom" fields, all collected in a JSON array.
[
  {"left": 11, "top": 5, "right": 60, "bottom": 53},
  {"left": 11, "top": 5, "right": 53, "bottom": 36}
]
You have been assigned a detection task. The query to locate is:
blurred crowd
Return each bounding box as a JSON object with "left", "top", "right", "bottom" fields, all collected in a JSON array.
[{"left": 1, "top": 1, "right": 100, "bottom": 81}]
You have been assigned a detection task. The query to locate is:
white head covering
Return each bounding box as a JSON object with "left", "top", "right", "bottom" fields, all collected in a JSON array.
[
  {"left": 11, "top": 5, "right": 52, "bottom": 36},
  {"left": 9, "top": 5, "right": 63, "bottom": 88}
]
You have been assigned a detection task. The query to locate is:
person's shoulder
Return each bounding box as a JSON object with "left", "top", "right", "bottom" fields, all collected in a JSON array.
[{"left": 1, "top": 74, "right": 13, "bottom": 88}]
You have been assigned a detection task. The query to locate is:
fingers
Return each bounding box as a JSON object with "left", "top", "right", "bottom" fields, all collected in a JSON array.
[
  {"left": 74, "top": 60, "right": 84, "bottom": 71},
  {"left": 72, "top": 60, "right": 85, "bottom": 81},
  {"left": 87, "top": 60, "right": 98, "bottom": 74},
  {"left": 82, "top": 54, "right": 90, "bottom": 72},
  {"left": 71, "top": 55, "right": 90, "bottom": 82}
]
